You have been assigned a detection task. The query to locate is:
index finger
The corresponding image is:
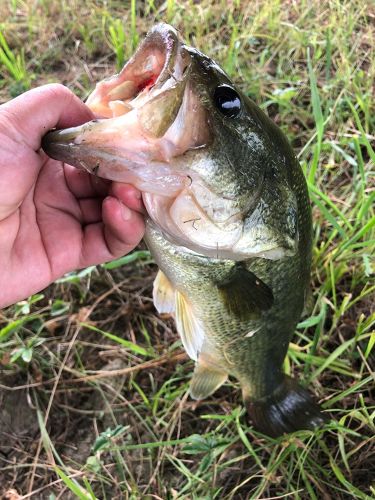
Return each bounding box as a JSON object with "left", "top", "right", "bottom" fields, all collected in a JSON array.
[{"left": 0, "top": 83, "right": 94, "bottom": 150}]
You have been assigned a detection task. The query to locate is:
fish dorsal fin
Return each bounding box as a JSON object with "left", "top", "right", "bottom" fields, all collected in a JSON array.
[
  {"left": 153, "top": 270, "right": 175, "bottom": 314},
  {"left": 189, "top": 350, "right": 228, "bottom": 400},
  {"left": 217, "top": 264, "right": 274, "bottom": 320},
  {"left": 175, "top": 291, "right": 205, "bottom": 361}
]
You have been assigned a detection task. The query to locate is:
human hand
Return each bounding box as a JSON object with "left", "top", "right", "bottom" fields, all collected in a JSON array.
[{"left": 0, "top": 84, "right": 145, "bottom": 308}]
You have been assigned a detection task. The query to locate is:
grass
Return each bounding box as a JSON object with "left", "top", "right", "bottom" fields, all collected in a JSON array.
[
  {"left": 0, "top": 28, "right": 30, "bottom": 96},
  {"left": 0, "top": 0, "right": 374, "bottom": 498}
]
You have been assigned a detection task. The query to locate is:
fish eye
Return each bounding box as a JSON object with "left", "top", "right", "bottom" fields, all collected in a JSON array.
[{"left": 213, "top": 84, "right": 241, "bottom": 118}]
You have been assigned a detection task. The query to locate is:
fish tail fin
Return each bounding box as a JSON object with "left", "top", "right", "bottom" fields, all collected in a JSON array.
[{"left": 243, "top": 376, "right": 328, "bottom": 437}]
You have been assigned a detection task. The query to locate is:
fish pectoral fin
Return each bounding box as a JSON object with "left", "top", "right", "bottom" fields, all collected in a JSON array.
[
  {"left": 153, "top": 273, "right": 206, "bottom": 362},
  {"left": 189, "top": 354, "right": 228, "bottom": 400},
  {"left": 217, "top": 264, "right": 274, "bottom": 320},
  {"left": 153, "top": 270, "right": 175, "bottom": 314},
  {"left": 175, "top": 291, "right": 205, "bottom": 361}
]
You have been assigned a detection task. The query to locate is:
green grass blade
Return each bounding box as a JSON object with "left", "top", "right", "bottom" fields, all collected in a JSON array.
[
  {"left": 101, "top": 250, "right": 151, "bottom": 269},
  {"left": 346, "top": 98, "right": 375, "bottom": 164},
  {"left": 81, "top": 323, "right": 151, "bottom": 357},
  {"left": 54, "top": 466, "right": 94, "bottom": 500},
  {"left": 307, "top": 46, "right": 324, "bottom": 183}
]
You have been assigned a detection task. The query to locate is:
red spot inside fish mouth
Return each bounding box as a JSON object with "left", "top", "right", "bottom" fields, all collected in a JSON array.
[{"left": 137, "top": 75, "right": 157, "bottom": 93}]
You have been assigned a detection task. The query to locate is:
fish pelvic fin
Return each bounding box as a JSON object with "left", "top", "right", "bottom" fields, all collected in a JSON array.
[
  {"left": 189, "top": 351, "right": 228, "bottom": 400},
  {"left": 243, "top": 376, "right": 329, "bottom": 437},
  {"left": 153, "top": 270, "right": 175, "bottom": 314},
  {"left": 175, "top": 290, "right": 205, "bottom": 361}
]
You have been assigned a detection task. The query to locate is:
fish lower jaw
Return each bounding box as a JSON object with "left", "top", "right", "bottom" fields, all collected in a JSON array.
[
  {"left": 144, "top": 205, "right": 294, "bottom": 262},
  {"left": 145, "top": 218, "right": 260, "bottom": 263},
  {"left": 143, "top": 187, "right": 247, "bottom": 261}
]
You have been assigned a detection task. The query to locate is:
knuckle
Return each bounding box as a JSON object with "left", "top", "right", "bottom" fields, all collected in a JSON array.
[{"left": 43, "top": 83, "right": 74, "bottom": 105}]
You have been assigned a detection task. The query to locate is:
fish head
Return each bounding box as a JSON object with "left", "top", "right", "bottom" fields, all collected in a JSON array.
[{"left": 43, "top": 23, "right": 301, "bottom": 260}]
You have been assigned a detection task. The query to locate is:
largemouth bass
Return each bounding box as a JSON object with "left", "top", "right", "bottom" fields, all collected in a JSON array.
[{"left": 43, "top": 23, "right": 327, "bottom": 437}]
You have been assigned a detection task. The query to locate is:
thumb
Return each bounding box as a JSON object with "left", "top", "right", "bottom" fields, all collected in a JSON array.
[
  {"left": 0, "top": 83, "right": 94, "bottom": 151},
  {"left": 0, "top": 84, "right": 94, "bottom": 221}
]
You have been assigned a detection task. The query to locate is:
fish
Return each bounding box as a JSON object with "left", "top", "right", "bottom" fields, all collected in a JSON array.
[{"left": 42, "top": 23, "right": 328, "bottom": 437}]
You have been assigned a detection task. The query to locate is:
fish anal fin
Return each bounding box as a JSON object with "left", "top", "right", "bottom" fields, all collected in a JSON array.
[
  {"left": 189, "top": 352, "right": 228, "bottom": 400},
  {"left": 217, "top": 265, "right": 273, "bottom": 320},
  {"left": 153, "top": 270, "right": 175, "bottom": 314},
  {"left": 175, "top": 291, "right": 205, "bottom": 361}
]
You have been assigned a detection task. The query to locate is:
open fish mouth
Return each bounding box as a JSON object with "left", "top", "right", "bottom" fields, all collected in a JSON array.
[
  {"left": 42, "top": 24, "right": 265, "bottom": 259},
  {"left": 42, "top": 24, "right": 210, "bottom": 196}
]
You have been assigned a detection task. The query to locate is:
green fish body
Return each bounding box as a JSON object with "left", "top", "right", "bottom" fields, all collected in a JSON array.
[
  {"left": 145, "top": 109, "right": 323, "bottom": 436},
  {"left": 43, "top": 23, "right": 327, "bottom": 436}
]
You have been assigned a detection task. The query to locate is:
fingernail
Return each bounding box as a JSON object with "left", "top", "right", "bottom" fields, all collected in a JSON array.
[{"left": 121, "top": 203, "right": 132, "bottom": 221}]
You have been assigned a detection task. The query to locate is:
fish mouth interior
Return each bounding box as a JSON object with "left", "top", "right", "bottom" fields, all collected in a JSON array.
[
  {"left": 42, "top": 24, "right": 211, "bottom": 196},
  {"left": 81, "top": 27, "right": 245, "bottom": 258},
  {"left": 86, "top": 24, "right": 187, "bottom": 119},
  {"left": 67, "top": 24, "right": 211, "bottom": 198}
]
